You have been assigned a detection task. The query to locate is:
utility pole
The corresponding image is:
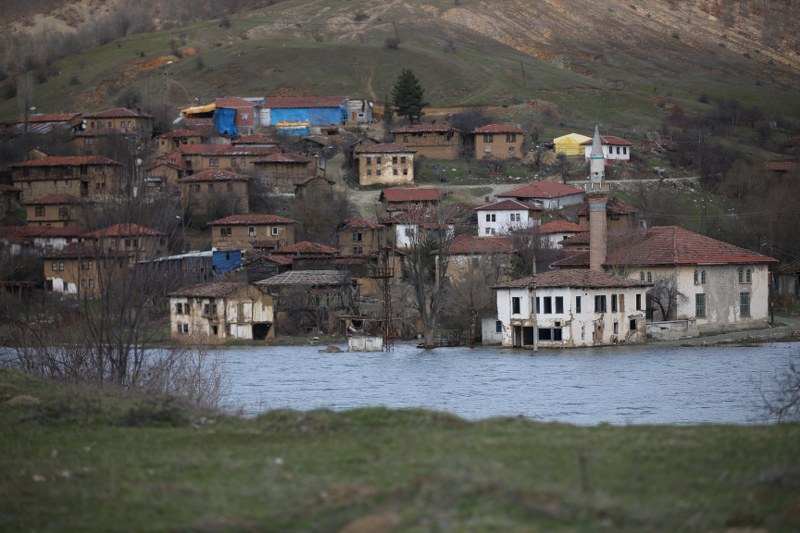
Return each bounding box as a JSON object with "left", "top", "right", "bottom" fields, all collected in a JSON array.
[{"left": 528, "top": 254, "right": 538, "bottom": 353}]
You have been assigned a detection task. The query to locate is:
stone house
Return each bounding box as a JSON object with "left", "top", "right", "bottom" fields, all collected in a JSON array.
[
  {"left": 252, "top": 152, "right": 316, "bottom": 193},
  {"left": 208, "top": 214, "right": 295, "bottom": 252},
  {"left": 379, "top": 187, "right": 440, "bottom": 213},
  {"left": 156, "top": 128, "right": 203, "bottom": 156},
  {"left": 1, "top": 226, "right": 84, "bottom": 255},
  {"left": 438, "top": 234, "right": 516, "bottom": 282},
  {"left": 144, "top": 160, "right": 187, "bottom": 196},
  {"left": 81, "top": 107, "right": 154, "bottom": 140},
  {"left": 493, "top": 269, "right": 649, "bottom": 348},
  {"left": 12, "top": 155, "right": 124, "bottom": 203},
  {"left": 337, "top": 216, "right": 388, "bottom": 256},
  {"left": 392, "top": 124, "right": 462, "bottom": 159},
  {"left": 356, "top": 143, "right": 415, "bottom": 187},
  {"left": 169, "top": 282, "right": 275, "bottom": 341},
  {"left": 42, "top": 244, "right": 126, "bottom": 296},
  {"left": 179, "top": 169, "right": 250, "bottom": 216},
  {"left": 294, "top": 175, "right": 335, "bottom": 200},
  {"left": 177, "top": 144, "right": 280, "bottom": 174},
  {"left": 83, "top": 223, "right": 168, "bottom": 262},
  {"left": 473, "top": 124, "right": 524, "bottom": 160},
  {"left": 25, "top": 193, "right": 82, "bottom": 227},
  {"left": 269, "top": 241, "right": 339, "bottom": 270}
]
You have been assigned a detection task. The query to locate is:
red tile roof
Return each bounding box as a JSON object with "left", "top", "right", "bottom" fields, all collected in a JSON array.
[
  {"left": 27, "top": 113, "right": 80, "bottom": 123},
  {"left": 42, "top": 244, "right": 127, "bottom": 259},
  {"left": 580, "top": 135, "right": 632, "bottom": 146},
  {"left": 169, "top": 281, "right": 250, "bottom": 298},
  {"left": 232, "top": 135, "right": 278, "bottom": 145},
  {"left": 392, "top": 124, "right": 460, "bottom": 133},
  {"left": 497, "top": 181, "right": 585, "bottom": 200},
  {"left": 295, "top": 175, "right": 334, "bottom": 187},
  {"left": 12, "top": 155, "right": 121, "bottom": 168},
  {"left": 272, "top": 241, "right": 338, "bottom": 255},
  {"left": 179, "top": 169, "right": 249, "bottom": 182},
  {"left": 537, "top": 220, "right": 588, "bottom": 234},
  {"left": 179, "top": 144, "right": 278, "bottom": 156},
  {"left": 357, "top": 143, "right": 415, "bottom": 154},
  {"left": 553, "top": 226, "right": 777, "bottom": 267},
  {"left": 263, "top": 96, "right": 346, "bottom": 109},
  {"left": 493, "top": 269, "right": 650, "bottom": 289},
  {"left": 380, "top": 188, "right": 441, "bottom": 203},
  {"left": 208, "top": 214, "right": 295, "bottom": 226},
  {"left": 339, "top": 216, "right": 382, "bottom": 230},
  {"left": 29, "top": 194, "right": 81, "bottom": 205},
  {"left": 475, "top": 199, "right": 534, "bottom": 212},
  {"left": 765, "top": 161, "right": 798, "bottom": 172},
  {"left": 84, "top": 223, "right": 166, "bottom": 238},
  {"left": 84, "top": 107, "right": 153, "bottom": 119},
  {"left": 0, "top": 226, "right": 85, "bottom": 239},
  {"left": 444, "top": 234, "right": 515, "bottom": 255},
  {"left": 473, "top": 123, "right": 524, "bottom": 134},
  {"left": 0, "top": 185, "right": 21, "bottom": 193}
]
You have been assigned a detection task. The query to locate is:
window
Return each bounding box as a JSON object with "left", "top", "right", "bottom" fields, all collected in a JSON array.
[
  {"left": 506, "top": 133, "right": 516, "bottom": 142},
  {"left": 392, "top": 156, "right": 398, "bottom": 164},
  {"left": 393, "top": 169, "right": 398, "bottom": 175},
  {"left": 376, "top": 169, "right": 382, "bottom": 175},
  {"left": 89, "top": 279, "right": 95, "bottom": 289},
  {"left": 594, "top": 295, "right": 607, "bottom": 312},
  {"left": 209, "top": 158, "right": 219, "bottom": 167},
  {"left": 208, "top": 183, "right": 214, "bottom": 192},
  {"left": 647, "top": 272, "right": 652, "bottom": 283},
  {"left": 177, "top": 324, "right": 189, "bottom": 334},
  {"left": 483, "top": 134, "right": 494, "bottom": 143},
  {"left": 353, "top": 246, "right": 363, "bottom": 255},
  {"left": 230, "top": 158, "right": 236, "bottom": 167},
  {"left": 745, "top": 269, "right": 752, "bottom": 283},
  {"left": 485, "top": 228, "right": 491, "bottom": 235},
  {"left": 636, "top": 293, "right": 642, "bottom": 311},
  {"left": 220, "top": 227, "right": 232, "bottom": 237},
  {"left": 353, "top": 232, "right": 363, "bottom": 242},
  {"left": 52, "top": 262, "right": 64, "bottom": 272},
  {"left": 694, "top": 270, "right": 699, "bottom": 285},
  {"left": 740, "top": 292, "right": 751, "bottom": 317},
  {"left": 58, "top": 208, "right": 70, "bottom": 219},
  {"left": 575, "top": 296, "right": 581, "bottom": 313},
  {"left": 695, "top": 293, "right": 706, "bottom": 318},
  {"left": 495, "top": 321, "right": 502, "bottom": 333},
  {"left": 271, "top": 227, "right": 279, "bottom": 236},
  {"left": 639, "top": 271, "right": 645, "bottom": 281},
  {"left": 248, "top": 226, "right": 255, "bottom": 237},
  {"left": 367, "top": 169, "right": 372, "bottom": 176},
  {"left": 512, "top": 297, "right": 521, "bottom": 314},
  {"left": 509, "top": 147, "right": 516, "bottom": 155},
  {"left": 611, "top": 294, "right": 618, "bottom": 312},
  {"left": 555, "top": 296, "right": 564, "bottom": 314},
  {"left": 80, "top": 260, "right": 93, "bottom": 270},
  {"left": 738, "top": 268, "right": 744, "bottom": 282},
  {"left": 534, "top": 297, "right": 540, "bottom": 313},
  {"left": 402, "top": 168, "right": 408, "bottom": 176},
  {"left": 538, "top": 328, "right": 562, "bottom": 341},
  {"left": 701, "top": 270, "right": 707, "bottom": 284},
  {"left": 176, "top": 303, "right": 183, "bottom": 314},
  {"left": 400, "top": 156, "right": 407, "bottom": 164},
  {"left": 192, "top": 184, "right": 201, "bottom": 192},
  {"left": 81, "top": 279, "right": 86, "bottom": 289},
  {"left": 542, "top": 296, "right": 552, "bottom": 314},
  {"left": 34, "top": 206, "right": 45, "bottom": 217},
  {"left": 203, "top": 303, "right": 217, "bottom": 316},
  {"left": 613, "top": 321, "right": 619, "bottom": 334},
  {"left": 630, "top": 319, "right": 637, "bottom": 331},
  {"left": 486, "top": 214, "right": 491, "bottom": 222},
  {"left": 376, "top": 156, "right": 382, "bottom": 165}
]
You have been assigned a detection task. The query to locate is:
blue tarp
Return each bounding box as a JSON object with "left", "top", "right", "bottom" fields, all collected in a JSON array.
[{"left": 213, "top": 107, "right": 238, "bottom": 137}]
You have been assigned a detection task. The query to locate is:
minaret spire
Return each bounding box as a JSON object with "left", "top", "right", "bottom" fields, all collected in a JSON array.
[{"left": 589, "top": 124, "right": 605, "bottom": 186}]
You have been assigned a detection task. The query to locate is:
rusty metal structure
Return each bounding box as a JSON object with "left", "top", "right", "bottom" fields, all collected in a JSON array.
[{"left": 369, "top": 248, "right": 395, "bottom": 351}]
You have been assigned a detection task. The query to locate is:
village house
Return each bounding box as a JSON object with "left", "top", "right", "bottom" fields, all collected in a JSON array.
[
  {"left": 581, "top": 134, "right": 633, "bottom": 162},
  {"left": 437, "top": 234, "right": 516, "bottom": 282},
  {"left": 144, "top": 159, "right": 187, "bottom": 196},
  {"left": 356, "top": 143, "right": 416, "bottom": 187},
  {"left": 496, "top": 181, "right": 585, "bottom": 210},
  {"left": 83, "top": 223, "right": 168, "bottom": 262},
  {"left": 208, "top": 214, "right": 295, "bottom": 253},
  {"left": 81, "top": 107, "right": 154, "bottom": 140},
  {"left": 553, "top": 225, "right": 777, "bottom": 335},
  {"left": 25, "top": 193, "right": 82, "bottom": 227},
  {"left": 252, "top": 152, "right": 316, "bottom": 193},
  {"left": 12, "top": 155, "right": 124, "bottom": 203},
  {"left": 379, "top": 187, "right": 440, "bottom": 213},
  {"left": 269, "top": 241, "right": 340, "bottom": 270},
  {"left": 493, "top": 269, "right": 650, "bottom": 348},
  {"left": 215, "top": 96, "right": 260, "bottom": 135},
  {"left": 255, "top": 270, "right": 357, "bottom": 334},
  {"left": 42, "top": 244, "right": 126, "bottom": 296},
  {"left": 262, "top": 96, "right": 347, "bottom": 135},
  {"left": 169, "top": 282, "right": 275, "bottom": 341},
  {"left": 345, "top": 99, "right": 374, "bottom": 125},
  {"left": 179, "top": 169, "right": 250, "bottom": 216},
  {"left": 577, "top": 198, "right": 644, "bottom": 232},
  {"left": 473, "top": 124, "right": 524, "bottom": 160},
  {"left": 337, "top": 216, "right": 389, "bottom": 256},
  {"left": 534, "top": 220, "right": 589, "bottom": 249},
  {"left": 0, "top": 112, "right": 82, "bottom": 138},
  {"left": 392, "top": 124, "right": 462, "bottom": 159},
  {"left": 380, "top": 209, "right": 454, "bottom": 250},
  {"left": 155, "top": 128, "right": 203, "bottom": 156},
  {"left": 175, "top": 144, "right": 280, "bottom": 174},
  {"left": 294, "top": 175, "right": 335, "bottom": 200},
  {"left": 475, "top": 198, "right": 541, "bottom": 236},
  {"left": 0, "top": 226, "right": 84, "bottom": 255},
  {"left": 553, "top": 133, "right": 591, "bottom": 156}
]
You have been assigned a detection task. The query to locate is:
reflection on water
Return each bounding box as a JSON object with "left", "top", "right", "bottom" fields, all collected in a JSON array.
[{"left": 218, "top": 341, "right": 800, "bottom": 425}]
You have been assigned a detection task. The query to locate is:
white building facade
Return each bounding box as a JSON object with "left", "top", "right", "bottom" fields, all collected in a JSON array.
[{"left": 475, "top": 199, "right": 540, "bottom": 236}]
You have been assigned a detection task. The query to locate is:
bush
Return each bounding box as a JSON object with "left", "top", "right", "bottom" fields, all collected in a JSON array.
[{"left": 385, "top": 37, "right": 400, "bottom": 50}]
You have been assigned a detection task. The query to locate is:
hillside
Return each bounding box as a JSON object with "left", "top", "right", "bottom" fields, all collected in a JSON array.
[{"left": 1, "top": 0, "right": 799, "bottom": 130}]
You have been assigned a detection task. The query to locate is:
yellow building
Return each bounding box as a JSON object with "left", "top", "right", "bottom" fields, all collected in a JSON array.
[
  {"left": 553, "top": 133, "right": 591, "bottom": 156},
  {"left": 473, "top": 124, "right": 524, "bottom": 160}
]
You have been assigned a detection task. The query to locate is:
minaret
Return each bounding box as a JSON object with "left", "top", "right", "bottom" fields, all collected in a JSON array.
[{"left": 587, "top": 124, "right": 608, "bottom": 272}]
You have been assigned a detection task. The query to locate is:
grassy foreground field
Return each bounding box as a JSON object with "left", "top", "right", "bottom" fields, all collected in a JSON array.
[{"left": 1, "top": 369, "right": 798, "bottom": 532}]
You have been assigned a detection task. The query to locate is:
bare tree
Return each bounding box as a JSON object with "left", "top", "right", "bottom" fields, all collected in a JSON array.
[
  {"left": 441, "top": 255, "right": 506, "bottom": 344},
  {"left": 290, "top": 186, "right": 354, "bottom": 245},
  {"left": 762, "top": 361, "right": 800, "bottom": 423},
  {"left": 647, "top": 274, "right": 688, "bottom": 321}
]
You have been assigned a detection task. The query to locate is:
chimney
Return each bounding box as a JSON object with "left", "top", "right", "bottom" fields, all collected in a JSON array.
[{"left": 588, "top": 190, "right": 609, "bottom": 272}]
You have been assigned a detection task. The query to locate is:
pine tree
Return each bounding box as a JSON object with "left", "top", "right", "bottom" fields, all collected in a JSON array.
[{"left": 391, "top": 69, "right": 427, "bottom": 124}]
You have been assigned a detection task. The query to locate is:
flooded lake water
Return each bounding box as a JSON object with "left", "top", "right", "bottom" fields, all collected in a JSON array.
[{"left": 219, "top": 341, "right": 800, "bottom": 425}]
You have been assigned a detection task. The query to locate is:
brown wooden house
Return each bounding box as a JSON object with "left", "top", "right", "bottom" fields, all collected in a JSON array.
[
  {"left": 392, "top": 124, "right": 462, "bottom": 159},
  {"left": 179, "top": 169, "right": 250, "bottom": 216},
  {"left": 208, "top": 214, "right": 295, "bottom": 252},
  {"left": 25, "top": 193, "right": 82, "bottom": 227},
  {"left": 12, "top": 155, "right": 124, "bottom": 202}
]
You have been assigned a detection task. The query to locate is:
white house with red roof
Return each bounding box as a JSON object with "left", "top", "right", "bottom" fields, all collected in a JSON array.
[
  {"left": 580, "top": 134, "right": 632, "bottom": 162},
  {"left": 492, "top": 269, "right": 650, "bottom": 348},
  {"left": 475, "top": 198, "right": 541, "bottom": 236},
  {"left": 553, "top": 225, "right": 777, "bottom": 334},
  {"left": 496, "top": 180, "right": 585, "bottom": 210},
  {"left": 536, "top": 220, "right": 589, "bottom": 249}
]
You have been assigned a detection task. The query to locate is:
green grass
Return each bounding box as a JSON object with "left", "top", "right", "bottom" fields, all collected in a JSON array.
[{"left": 1, "top": 369, "right": 799, "bottom": 531}]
